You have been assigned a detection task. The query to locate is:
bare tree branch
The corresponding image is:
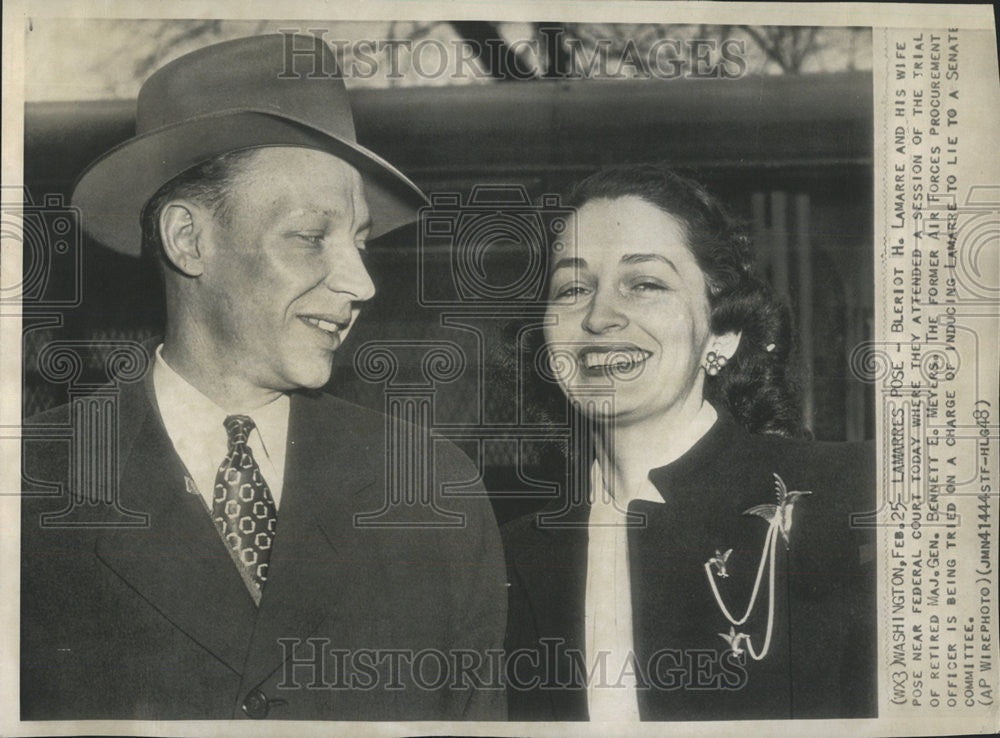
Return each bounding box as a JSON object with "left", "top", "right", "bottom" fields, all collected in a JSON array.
[
  {"left": 450, "top": 20, "right": 538, "bottom": 80},
  {"left": 740, "top": 25, "right": 821, "bottom": 73},
  {"left": 132, "top": 20, "right": 223, "bottom": 78}
]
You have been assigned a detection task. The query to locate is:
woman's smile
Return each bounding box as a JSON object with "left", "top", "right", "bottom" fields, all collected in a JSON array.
[{"left": 577, "top": 346, "right": 653, "bottom": 373}]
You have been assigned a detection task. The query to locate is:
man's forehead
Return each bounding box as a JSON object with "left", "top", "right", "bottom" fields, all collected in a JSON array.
[
  {"left": 240, "top": 146, "right": 362, "bottom": 181},
  {"left": 232, "top": 147, "right": 368, "bottom": 215}
]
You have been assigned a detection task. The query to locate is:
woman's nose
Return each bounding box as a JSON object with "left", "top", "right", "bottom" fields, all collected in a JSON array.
[{"left": 583, "top": 291, "right": 628, "bottom": 334}]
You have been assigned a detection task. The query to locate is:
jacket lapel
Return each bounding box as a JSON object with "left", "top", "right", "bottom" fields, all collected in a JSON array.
[
  {"left": 508, "top": 498, "right": 590, "bottom": 719},
  {"left": 94, "top": 379, "right": 258, "bottom": 675},
  {"left": 632, "top": 419, "right": 793, "bottom": 719},
  {"left": 239, "top": 392, "right": 377, "bottom": 690}
]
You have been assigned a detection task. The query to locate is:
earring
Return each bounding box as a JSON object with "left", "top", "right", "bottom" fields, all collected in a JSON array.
[{"left": 705, "top": 351, "right": 728, "bottom": 376}]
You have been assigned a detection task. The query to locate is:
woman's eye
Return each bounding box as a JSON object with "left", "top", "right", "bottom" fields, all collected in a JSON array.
[
  {"left": 552, "top": 285, "right": 588, "bottom": 301},
  {"left": 629, "top": 278, "right": 670, "bottom": 292},
  {"left": 296, "top": 233, "right": 325, "bottom": 246}
]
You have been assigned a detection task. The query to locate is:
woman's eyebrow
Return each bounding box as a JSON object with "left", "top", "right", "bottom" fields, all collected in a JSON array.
[{"left": 620, "top": 253, "right": 679, "bottom": 273}]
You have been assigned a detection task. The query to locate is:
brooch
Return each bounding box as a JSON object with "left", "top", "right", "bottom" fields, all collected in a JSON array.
[{"left": 705, "top": 473, "right": 812, "bottom": 661}]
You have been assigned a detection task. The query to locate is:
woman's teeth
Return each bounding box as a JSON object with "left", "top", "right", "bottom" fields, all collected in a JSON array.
[{"left": 580, "top": 349, "right": 651, "bottom": 369}]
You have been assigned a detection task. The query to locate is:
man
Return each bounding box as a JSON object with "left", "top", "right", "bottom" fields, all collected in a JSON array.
[{"left": 21, "top": 34, "right": 506, "bottom": 721}]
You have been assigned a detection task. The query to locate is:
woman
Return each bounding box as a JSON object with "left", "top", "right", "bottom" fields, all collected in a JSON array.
[{"left": 503, "top": 164, "right": 876, "bottom": 721}]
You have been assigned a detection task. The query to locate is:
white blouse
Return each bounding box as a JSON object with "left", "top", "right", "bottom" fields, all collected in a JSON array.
[
  {"left": 584, "top": 460, "right": 663, "bottom": 721},
  {"left": 584, "top": 402, "right": 718, "bottom": 721}
]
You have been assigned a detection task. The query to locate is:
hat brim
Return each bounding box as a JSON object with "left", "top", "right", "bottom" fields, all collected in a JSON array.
[{"left": 71, "top": 109, "right": 428, "bottom": 256}]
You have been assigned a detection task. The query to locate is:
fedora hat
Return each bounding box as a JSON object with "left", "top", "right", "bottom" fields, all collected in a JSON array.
[{"left": 72, "top": 33, "right": 428, "bottom": 256}]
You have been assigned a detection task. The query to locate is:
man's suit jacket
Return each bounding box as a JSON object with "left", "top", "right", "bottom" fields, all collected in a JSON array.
[
  {"left": 21, "top": 375, "right": 507, "bottom": 720},
  {"left": 503, "top": 411, "right": 877, "bottom": 721}
]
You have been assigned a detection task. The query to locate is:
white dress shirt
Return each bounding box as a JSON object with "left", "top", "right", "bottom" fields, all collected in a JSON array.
[
  {"left": 585, "top": 461, "right": 663, "bottom": 722},
  {"left": 585, "top": 403, "right": 719, "bottom": 721},
  {"left": 152, "top": 345, "right": 289, "bottom": 511}
]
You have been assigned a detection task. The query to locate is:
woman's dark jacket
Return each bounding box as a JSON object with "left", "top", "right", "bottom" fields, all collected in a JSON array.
[{"left": 502, "top": 410, "right": 877, "bottom": 721}]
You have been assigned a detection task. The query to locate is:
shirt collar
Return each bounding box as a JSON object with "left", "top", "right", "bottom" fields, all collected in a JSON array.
[
  {"left": 646, "top": 405, "right": 749, "bottom": 497},
  {"left": 153, "top": 345, "right": 229, "bottom": 446},
  {"left": 590, "top": 402, "right": 721, "bottom": 506},
  {"left": 589, "top": 458, "right": 665, "bottom": 507},
  {"left": 151, "top": 344, "right": 290, "bottom": 507}
]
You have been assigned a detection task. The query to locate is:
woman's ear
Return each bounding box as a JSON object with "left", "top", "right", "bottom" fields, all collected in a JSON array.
[
  {"left": 159, "top": 200, "right": 207, "bottom": 277},
  {"left": 707, "top": 331, "right": 742, "bottom": 363}
]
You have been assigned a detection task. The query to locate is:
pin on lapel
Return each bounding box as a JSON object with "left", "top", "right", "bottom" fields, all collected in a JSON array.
[
  {"left": 708, "top": 548, "right": 733, "bottom": 578},
  {"left": 703, "top": 473, "right": 813, "bottom": 662},
  {"left": 743, "top": 473, "right": 812, "bottom": 549},
  {"left": 717, "top": 626, "right": 748, "bottom": 657}
]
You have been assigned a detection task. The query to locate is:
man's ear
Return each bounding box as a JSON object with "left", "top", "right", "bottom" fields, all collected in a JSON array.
[
  {"left": 160, "top": 201, "right": 207, "bottom": 277},
  {"left": 708, "top": 330, "right": 742, "bottom": 362}
]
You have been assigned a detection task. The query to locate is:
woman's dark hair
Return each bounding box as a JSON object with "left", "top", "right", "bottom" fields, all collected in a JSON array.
[{"left": 563, "top": 162, "right": 802, "bottom": 437}]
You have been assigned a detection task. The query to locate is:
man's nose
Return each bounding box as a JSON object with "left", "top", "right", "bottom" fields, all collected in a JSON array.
[
  {"left": 324, "top": 245, "right": 376, "bottom": 302},
  {"left": 582, "top": 289, "right": 628, "bottom": 334}
]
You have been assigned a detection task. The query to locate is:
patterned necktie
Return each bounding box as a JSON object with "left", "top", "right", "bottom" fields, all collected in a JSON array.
[{"left": 213, "top": 415, "right": 277, "bottom": 603}]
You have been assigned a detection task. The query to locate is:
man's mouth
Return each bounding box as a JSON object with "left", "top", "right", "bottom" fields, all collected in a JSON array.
[
  {"left": 300, "top": 315, "right": 348, "bottom": 337},
  {"left": 577, "top": 347, "right": 652, "bottom": 372}
]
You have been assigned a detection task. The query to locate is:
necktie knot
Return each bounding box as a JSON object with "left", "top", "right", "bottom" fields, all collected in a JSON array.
[{"left": 224, "top": 414, "right": 256, "bottom": 448}]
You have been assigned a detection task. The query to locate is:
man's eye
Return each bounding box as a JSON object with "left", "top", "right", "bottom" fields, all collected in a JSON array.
[{"left": 297, "top": 233, "right": 324, "bottom": 246}]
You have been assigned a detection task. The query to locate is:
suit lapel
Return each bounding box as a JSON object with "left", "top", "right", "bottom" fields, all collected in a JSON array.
[
  {"left": 240, "top": 392, "right": 376, "bottom": 689},
  {"left": 631, "top": 438, "right": 793, "bottom": 719},
  {"left": 629, "top": 494, "right": 756, "bottom": 654},
  {"left": 633, "top": 414, "right": 768, "bottom": 656},
  {"left": 508, "top": 499, "right": 590, "bottom": 719},
  {"left": 95, "top": 380, "right": 258, "bottom": 675}
]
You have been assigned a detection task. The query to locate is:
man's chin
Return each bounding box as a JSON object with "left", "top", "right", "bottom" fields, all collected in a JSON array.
[{"left": 282, "top": 358, "right": 335, "bottom": 392}]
